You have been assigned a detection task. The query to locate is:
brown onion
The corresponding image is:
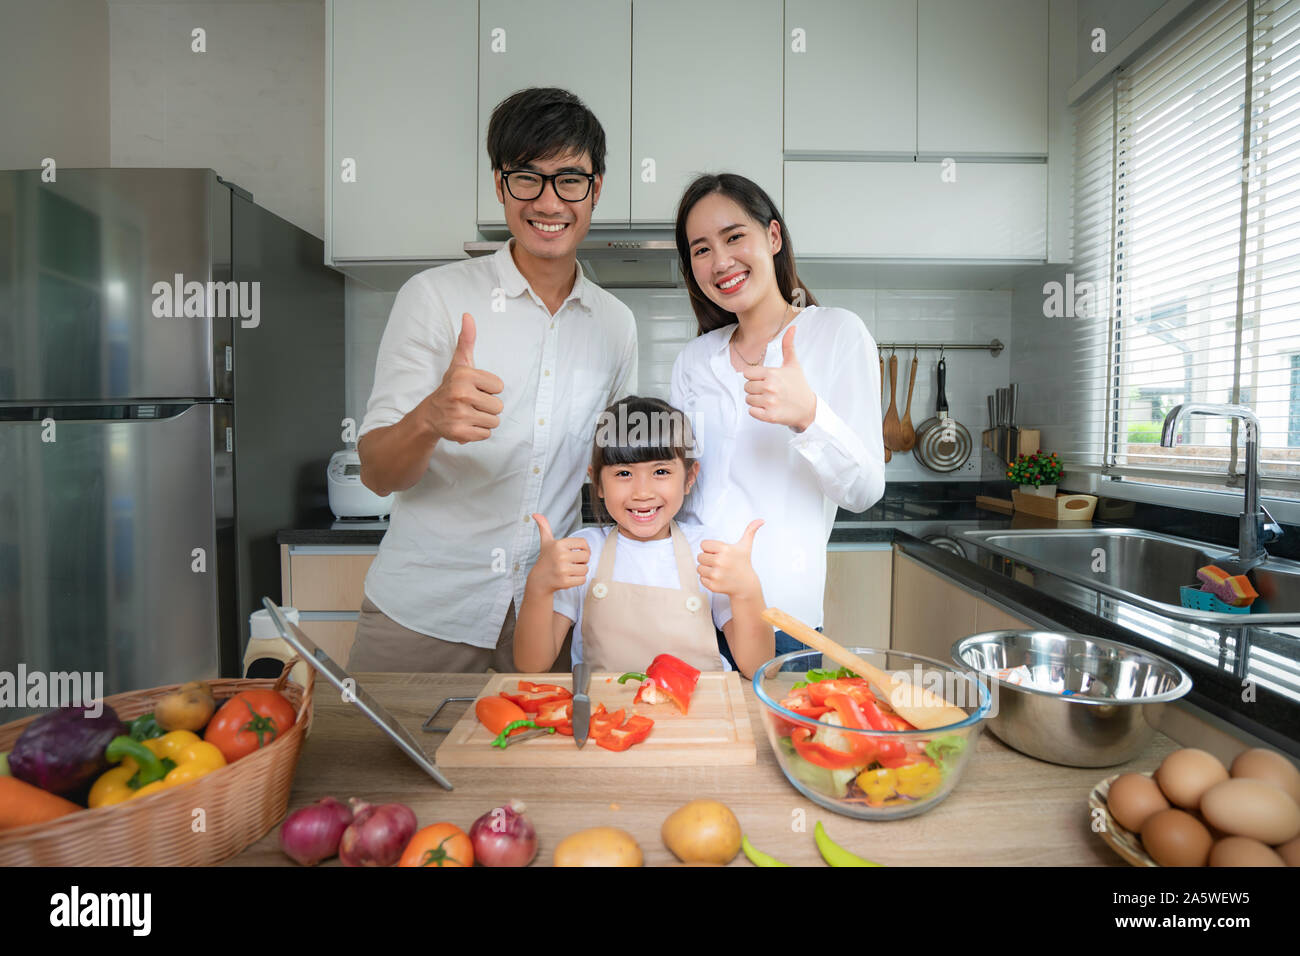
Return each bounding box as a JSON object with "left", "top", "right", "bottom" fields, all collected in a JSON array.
[
  {"left": 279, "top": 796, "right": 354, "bottom": 866},
  {"left": 469, "top": 799, "right": 538, "bottom": 867},
  {"left": 339, "top": 799, "right": 418, "bottom": 867}
]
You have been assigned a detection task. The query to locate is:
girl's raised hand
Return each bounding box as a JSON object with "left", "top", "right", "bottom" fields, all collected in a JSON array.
[
  {"left": 528, "top": 513, "right": 591, "bottom": 593},
  {"left": 742, "top": 326, "right": 817, "bottom": 431},
  {"left": 697, "top": 519, "right": 764, "bottom": 599}
]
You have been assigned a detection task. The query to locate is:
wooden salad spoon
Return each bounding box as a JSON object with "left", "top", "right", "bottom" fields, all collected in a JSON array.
[
  {"left": 898, "top": 351, "right": 919, "bottom": 451},
  {"left": 882, "top": 353, "right": 903, "bottom": 451}
]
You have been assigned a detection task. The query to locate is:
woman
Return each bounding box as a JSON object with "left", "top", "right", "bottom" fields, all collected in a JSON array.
[{"left": 670, "top": 173, "right": 886, "bottom": 657}]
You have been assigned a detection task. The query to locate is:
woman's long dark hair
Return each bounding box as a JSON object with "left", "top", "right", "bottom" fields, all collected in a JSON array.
[{"left": 673, "top": 173, "right": 818, "bottom": 336}]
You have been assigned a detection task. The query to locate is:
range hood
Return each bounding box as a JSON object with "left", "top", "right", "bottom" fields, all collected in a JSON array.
[{"left": 464, "top": 232, "right": 684, "bottom": 288}]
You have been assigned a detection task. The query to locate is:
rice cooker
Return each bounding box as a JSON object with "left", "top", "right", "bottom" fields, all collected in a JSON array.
[{"left": 327, "top": 449, "right": 394, "bottom": 519}]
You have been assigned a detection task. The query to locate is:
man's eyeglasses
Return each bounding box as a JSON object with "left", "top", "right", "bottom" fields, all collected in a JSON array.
[{"left": 501, "top": 169, "right": 595, "bottom": 202}]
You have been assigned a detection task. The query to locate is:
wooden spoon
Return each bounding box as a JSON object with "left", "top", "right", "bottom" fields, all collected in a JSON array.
[
  {"left": 882, "top": 354, "right": 903, "bottom": 451},
  {"left": 880, "top": 356, "right": 891, "bottom": 462},
  {"left": 898, "top": 353, "right": 919, "bottom": 451},
  {"left": 762, "top": 608, "right": 971, "bottom": 731}
]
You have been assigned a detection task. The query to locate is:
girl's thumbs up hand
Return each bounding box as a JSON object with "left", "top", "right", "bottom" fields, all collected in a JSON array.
[
  {"left": 741, "top": 326, "right": 817, "bottom": 431},
  {"left": 526, "top": 514, "right": 591, "bottom": 595},
  {"left": 697, "top": 520, "right": 764, "bottom": 599}
]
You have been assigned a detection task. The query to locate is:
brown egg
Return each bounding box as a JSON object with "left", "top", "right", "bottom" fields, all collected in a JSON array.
[
  {"left": 1155, "top": 748, "right": 1229, "bottom": 809},
  {"left": 1200, "top": 778, "right": 1300, "bottom": 845},
  {"left": 1141, "top": 808, "right": 1213, "bottom": 867},
  {"left": 1276, "top": 836, "right": 1300, "bottom": 867},
  {"left": 1230, "top": 748, "right": 1300, "bottom": 804},
  {"left": 1108, "top": 773, "right": 1170, "bottom": 833},
  {"left": 1209, "top": 836, "right": 1287, "bottom": 867}
]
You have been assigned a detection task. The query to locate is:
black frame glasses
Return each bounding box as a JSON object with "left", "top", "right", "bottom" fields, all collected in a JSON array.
[{"left": 501, "top": 169, "right": 596, "bottom": 202}]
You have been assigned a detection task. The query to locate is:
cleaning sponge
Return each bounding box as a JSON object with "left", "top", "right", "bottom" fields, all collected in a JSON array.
[{"left": 1196, "top": 565, "right": 1259, "bottom": 607}]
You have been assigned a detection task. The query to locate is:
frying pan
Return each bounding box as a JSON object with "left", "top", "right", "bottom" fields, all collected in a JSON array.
[{"left": 913, "top": 356, "right": 972, "bottom": 472}]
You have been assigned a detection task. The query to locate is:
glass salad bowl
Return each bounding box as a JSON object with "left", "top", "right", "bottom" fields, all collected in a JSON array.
[{"left": 752, "top": 648, "right": 990, "bottom": 820}]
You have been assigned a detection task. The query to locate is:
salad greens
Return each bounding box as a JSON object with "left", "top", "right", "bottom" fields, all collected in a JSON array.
[{"left": 791, "top": 666, "right": 859, "bottom": 691}]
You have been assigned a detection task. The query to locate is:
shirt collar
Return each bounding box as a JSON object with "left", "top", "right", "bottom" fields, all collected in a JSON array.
[{"left": 493, "top": 237, "right": 597, "bottom": 313}]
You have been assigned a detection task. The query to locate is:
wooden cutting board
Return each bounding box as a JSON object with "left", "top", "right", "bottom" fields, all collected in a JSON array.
[{"left": 434, "top": 672, "right": 756, "bottom": 767}]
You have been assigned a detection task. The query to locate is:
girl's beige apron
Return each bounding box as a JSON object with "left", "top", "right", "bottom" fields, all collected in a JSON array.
[{"left": 580, "top": 521, "right": 723, "bottom": 672}]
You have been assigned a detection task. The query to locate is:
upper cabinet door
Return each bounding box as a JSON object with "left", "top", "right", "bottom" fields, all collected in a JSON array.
[
  {"left": 917, "top": 0, "right": 1048, "bottom": 156},
  {"left": 330, "top": 0, "right": 477, "bottom": 260},
  {"left": 477, "top": 0, "right": 632, "bottom": 226},
  {"left": 784, "top": 0, "right": 917, "bottom": 155},
  {"left": 631, "top": 0, "right": 783, "bottom": 224}
]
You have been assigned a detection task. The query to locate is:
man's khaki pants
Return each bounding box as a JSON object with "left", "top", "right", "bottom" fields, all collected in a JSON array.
[{"left": 347, "top": 597, "right": 518, "bottom": 673}]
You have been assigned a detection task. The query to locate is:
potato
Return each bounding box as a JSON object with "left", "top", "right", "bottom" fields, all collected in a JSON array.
[
  {"left": 661, "top": 799, "right": 742, "bottom": 864},
  {"left": 553, "top": 827, "right": 642, "bottom": 867},
  {"left": 155, "top": 681, "right": 217, "bottom": 732}
]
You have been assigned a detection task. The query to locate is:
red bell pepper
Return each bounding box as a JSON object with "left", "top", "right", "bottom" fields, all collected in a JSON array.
[
  {"left": 835, "top": 695, "right": 908, "bottom": 767},
  {"left": 617, "top": 653, "right": 701, "bottom": 713},
  {"left": 806, "top": 678, "right": 875, "bottom": 707},
  {"left": 779, "top": 691, "right": 831, "bottom": 720},
  {"left": 596, "top": 714, "right": 654, "bottom": 752},
  {"left": 588, "top": 703, "right": 626, "bottom": 739},
  {"left": 533, "top": 699, "right": 574, "bottom": 736},
  {"left": 790, "top": 727, "right": 878, "bottom": 769},
  {"left": 499, "top": 680, "right": 572, "bottom": 715}
]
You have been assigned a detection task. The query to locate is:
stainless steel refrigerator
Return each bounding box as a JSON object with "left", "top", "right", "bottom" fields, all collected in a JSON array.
[{"left": 0, "top": 169, "right": 344, "bottom": 711}]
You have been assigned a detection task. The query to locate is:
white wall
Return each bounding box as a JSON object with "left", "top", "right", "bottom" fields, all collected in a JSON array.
[
  {"left": 107, "top": 0, "right": 325, "bottom": 239},
  {"left": 0, "top": 0, "right": 110, "bottom": 169},
  {"left": 346, "top": 279, "right": 1013, "bottom": 484}
]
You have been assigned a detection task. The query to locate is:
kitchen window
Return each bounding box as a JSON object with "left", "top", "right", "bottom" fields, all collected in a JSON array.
[{"left": 1073, "top": 0, "right": 1300, "bottom": 499}]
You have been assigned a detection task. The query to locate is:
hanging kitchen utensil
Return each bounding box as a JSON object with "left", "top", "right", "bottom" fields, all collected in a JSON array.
[
  {"left": 880, "top": 355, "right": 891, "bottom": 462},
  {"left": 882, "top": 351, "right": 903, "bottom": 451},
  {"left": 898, "top": 349, "right": 919, "bottom": 451},
  {"left": 912, "top": 355, "right": 972, "bottom": 473}
]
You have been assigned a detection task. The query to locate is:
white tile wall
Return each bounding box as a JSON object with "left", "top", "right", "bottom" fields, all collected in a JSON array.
[{"left": 345, "top": 278, "right": 1014, "bottom": 483}]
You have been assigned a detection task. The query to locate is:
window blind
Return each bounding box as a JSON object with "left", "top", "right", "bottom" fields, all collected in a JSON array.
[{"left": 1071, "top": 0, "right": 1300, "bottom": 497}]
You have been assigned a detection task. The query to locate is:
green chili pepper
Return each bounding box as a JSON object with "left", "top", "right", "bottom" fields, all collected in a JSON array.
[
  {"left": 616, "top": 672, "right": 647, "bottom": 684},
  {"left": 489, "top": 719, "right": 555, "bottom": 749},
  {"left": 814, "top": 821, "right": 883, "bottom": 867},
  {"left": 741, "top": 834, "right": 789, "bottom": 867}
]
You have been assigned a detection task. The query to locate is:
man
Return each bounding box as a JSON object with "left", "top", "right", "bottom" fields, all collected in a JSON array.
[{"left": 350, "top": 88, "right": 637, "bottom": 673}]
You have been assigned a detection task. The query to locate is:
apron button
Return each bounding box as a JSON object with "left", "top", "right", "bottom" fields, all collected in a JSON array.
[
  {"left": 592, "top": 583, "right": 608, "bottom": 599},
  {"left": 685, "top": 595, "right": 702, "bottom": 613}
]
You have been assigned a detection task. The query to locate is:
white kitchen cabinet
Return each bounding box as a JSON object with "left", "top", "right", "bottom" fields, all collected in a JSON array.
[
  {"left": 785, "top": 160, "right": 1046, "bottom": 259},
  {"left": 917, "top": 0, "right": 1049, "bottom": 156},
  {"left": 477, "top": 0, "right": 632, "bottom": 227},
  {"left": 784, "top": 0, "right": 917, "bottom": 156},
  {"left": 630, "top": 0, "right": 783, "bottom": 224},
  {"left": 327, "top": 0, "right": 478, "bottom": 261}
]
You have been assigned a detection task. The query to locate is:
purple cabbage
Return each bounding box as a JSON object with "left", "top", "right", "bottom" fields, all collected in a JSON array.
[{"left": 9, "top": 704, "right": 126, "bottom": 795}]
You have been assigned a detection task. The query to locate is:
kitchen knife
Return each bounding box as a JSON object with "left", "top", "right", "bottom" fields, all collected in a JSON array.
[{"left": 571, "top": 661, "right": 592, "bottom": 748}]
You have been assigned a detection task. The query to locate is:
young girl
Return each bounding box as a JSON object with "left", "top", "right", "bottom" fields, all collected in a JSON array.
[
  {"left": 513, "top": 395, "right": 774, "bottom": 677},
  {"left": 670, "top": 173, "right": 886, "bottom": 660}
]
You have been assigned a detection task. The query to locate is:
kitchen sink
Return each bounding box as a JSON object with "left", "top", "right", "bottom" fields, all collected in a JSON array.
[{"left": 960, "top": 527, "right": 1300, "bottom": 627}]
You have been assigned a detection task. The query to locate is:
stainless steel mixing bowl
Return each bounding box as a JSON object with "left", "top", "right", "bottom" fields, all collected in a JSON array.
[{"left": 950, "top": 630, "right": 1193, "bottom": 767}]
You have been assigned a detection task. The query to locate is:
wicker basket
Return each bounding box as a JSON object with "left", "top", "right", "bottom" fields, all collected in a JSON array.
[{"left": 0, "top": 660, "right": 313, "bottom": 866}]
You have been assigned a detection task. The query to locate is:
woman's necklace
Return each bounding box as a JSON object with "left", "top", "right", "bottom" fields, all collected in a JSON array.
[{"left": 731, "top": 303, "right": 794, "bottom": 367}]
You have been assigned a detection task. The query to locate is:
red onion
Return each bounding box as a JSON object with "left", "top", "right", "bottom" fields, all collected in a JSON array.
[
  {"left": 339, "top": 799, "right": 418, "bottom": 867},
  {"left": 279, "top": 796, "right": 354, "bottom": 866},
  {"left": 469, "top": 799, "right": 538, "bottom": 867}
]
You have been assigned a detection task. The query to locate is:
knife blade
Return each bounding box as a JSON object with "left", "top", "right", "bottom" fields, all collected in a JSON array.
[{"left": 571, "top": 661, "right": 592, "bottom": 748}]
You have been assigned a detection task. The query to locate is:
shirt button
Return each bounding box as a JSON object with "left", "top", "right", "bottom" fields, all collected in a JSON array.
[
  {"left": 523, "top": 516, "right": 530, "bottom": 523},
  {"left": 544, "top": 369, "right": 551, "bottom": 376},
  {"left": 533, "top": 466, "right": 540, "bottom": 475},
  {"left": 550, "top": 322, "right": 555, "bottom": 330},
  {"left": 538, "top": 418, "right": 545, "bottom": 426},
  {"left": 513, "top": 563, "right": 520, "bottom": 572}
]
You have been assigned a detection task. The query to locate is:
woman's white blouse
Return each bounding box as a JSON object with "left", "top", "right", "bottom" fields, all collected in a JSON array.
[{"left": 670, "top": 305, "right": 886, "bottom": 628}]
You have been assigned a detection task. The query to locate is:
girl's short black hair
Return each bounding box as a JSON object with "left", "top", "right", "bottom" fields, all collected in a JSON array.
[
  {"left": 486, "top": 87, "right": 607, "bottom": 177},
  {"left": 588, "top": 395, "right": 697, "bottom": 523}
]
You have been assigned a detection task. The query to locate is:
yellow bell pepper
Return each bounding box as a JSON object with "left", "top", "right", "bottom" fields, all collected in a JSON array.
[
  {"left": 856, "top": 767, "right": 898, "bottom": 805},
  {"left": 894, "top": 760, "right": 943, "bottom": 798},
  {"left": 89, "top": 731, "right": 226, "bottom": 808}
]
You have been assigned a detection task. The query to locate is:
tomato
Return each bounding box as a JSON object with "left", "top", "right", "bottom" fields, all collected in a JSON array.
[
  {"left": 399, "top": 823, "right": 474, "bottom": 867},
  {"left": 203, "top": 689, "right": 297, "bottom": 762}
]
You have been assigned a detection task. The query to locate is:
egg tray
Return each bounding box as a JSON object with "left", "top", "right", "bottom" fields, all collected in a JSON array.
[{"left": 1089, "top": 772, "right": 1159, "bottom": 867}]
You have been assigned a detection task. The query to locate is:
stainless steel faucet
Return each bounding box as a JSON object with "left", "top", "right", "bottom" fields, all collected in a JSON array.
[{"left": 1160, "top": 403, "right": 1283, "bottom": 570}]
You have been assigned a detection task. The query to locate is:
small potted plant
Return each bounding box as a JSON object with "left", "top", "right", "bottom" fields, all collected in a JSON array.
[{"left": 1007, "top": 452, "right": 1063, "bottom": 497}]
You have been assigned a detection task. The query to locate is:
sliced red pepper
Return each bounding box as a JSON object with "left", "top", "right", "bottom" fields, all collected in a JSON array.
[
  {"left": 779, "top": 692, "right": 831, "bottom": 720},
  {"left": 596, "top": 714, "right": 654, "bottom": 752},
  {"left": 790, "top": 726, "right": 877, "bottom": 769},
  {"left": 627, "top": 655, "right": 700, "bottom": 713},
  {"left": 841, "top": 696, "right": 908, "bottom": 767},
  {"left": 499, "top": 680, "right": 573, "bottom": 715},
  {"left": 806, "top": 678, "right": 875, "bottom": 707},
  {"left": 533, "top": 698, "right": 574, "bottom": 735},
  {"left": 588, "top": 703, "right": 626, "bottom": 739}
]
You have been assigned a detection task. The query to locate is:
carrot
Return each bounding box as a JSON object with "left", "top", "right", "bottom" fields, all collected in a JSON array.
[
  {"left": 0, "top": 776, "right": 83, "bottom": 829},
  {"left": 475, "top": 696, "right": 528, "bottom": 736}
]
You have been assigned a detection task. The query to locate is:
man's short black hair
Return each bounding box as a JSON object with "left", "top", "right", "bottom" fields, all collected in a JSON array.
[{"left": 486, "top": 87, "right": 607, "bottom": 178}]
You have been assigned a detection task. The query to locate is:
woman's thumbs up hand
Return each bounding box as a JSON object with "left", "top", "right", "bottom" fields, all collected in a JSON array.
[
  {"left": 741, "top": 326, "right": 817, "bottom": 432},
  {"left": 526, "top": 513, "right": 591, "bottom": 595},
  {"left": 697, "top": 519, "right": 764, "bottom": 599}
]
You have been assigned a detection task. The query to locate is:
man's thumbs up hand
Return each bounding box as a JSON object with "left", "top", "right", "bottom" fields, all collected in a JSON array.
[
  {"left": 740, "top": 324, "right": 817, "bottom": 432},
  {"left": 697, "top": 519, "right": 764, "bottom": 599},
  {"left": 424, "top": 312, "right": 506, "bottom": 444}
]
